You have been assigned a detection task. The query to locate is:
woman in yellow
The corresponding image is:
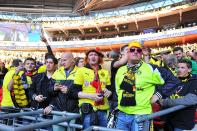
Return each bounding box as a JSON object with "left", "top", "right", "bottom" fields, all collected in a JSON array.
[{"left": 71, "top": 48, "right": 112, "bottom": 129}]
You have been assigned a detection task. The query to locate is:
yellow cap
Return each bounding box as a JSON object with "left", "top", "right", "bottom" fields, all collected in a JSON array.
[{"left": 128, "top": 41, "right": 142, "bottom": 48}]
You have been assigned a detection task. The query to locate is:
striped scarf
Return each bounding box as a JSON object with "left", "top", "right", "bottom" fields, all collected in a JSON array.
[{"left": 11, "top": 74, "right": 30, "bottom": 107}]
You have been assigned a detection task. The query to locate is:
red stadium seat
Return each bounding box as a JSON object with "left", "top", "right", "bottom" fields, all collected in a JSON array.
[
  {"left": 195, "top": 111, "right": 197, "bottom": 123},
  {"left": 152, "top": 103, "right": 165, "bottom": 130}
]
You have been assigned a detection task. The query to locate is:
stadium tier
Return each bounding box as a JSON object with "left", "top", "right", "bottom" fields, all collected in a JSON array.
[
  {"left": 0, "top": 0, "right": 196, "bottom": 52},
  {"left": 0, "top": 25, "right": 196, "bottom": 52}
]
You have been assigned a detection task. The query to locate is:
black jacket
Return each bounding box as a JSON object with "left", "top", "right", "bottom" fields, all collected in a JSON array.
[
  {"left": 29, "top": 73, "right": 52, "bottom": 109},
  {"left": 151, "top": 65, "right": 181, "bottom": 98},
  {"left": 48, "top": 79, "right": 79, "bottom": 113},
  {"left": 164, "top": 75, "right": 197, "bottom": 130}
]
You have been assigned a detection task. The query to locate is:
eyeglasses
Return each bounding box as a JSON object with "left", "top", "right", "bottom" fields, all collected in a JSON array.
[{"left": 130, "top": 48, "right": 142, "bottom": 53}]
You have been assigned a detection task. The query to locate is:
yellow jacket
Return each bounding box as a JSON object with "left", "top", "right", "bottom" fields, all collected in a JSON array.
[
  {"left": 52, "top": 66, "right": 78, "bottom": 81},
  {"left": 149, "top": 57, "right": 162, "bottom": 67},
  {"left": 74, "top": 65, "right": 111, "bottom": 110},
  {"left": 38, "top": 65, "right": 46, "bottom": 73},
  {"left": 116, "top": 62, "right": 164, "bottom": 114},
  {"left": 1, "top": 69, "right": 33, "bottom": 107},
  {"left": 1, "top": 68, "right": 16, "bottom": 106}
]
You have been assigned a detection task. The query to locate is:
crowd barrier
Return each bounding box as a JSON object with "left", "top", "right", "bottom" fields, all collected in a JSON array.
[
  {"left": 136, "top": 105, "right": 186, "bottom": 123},
  {"left": 0, "top": 105, "right": 188, "bottom": 131}
]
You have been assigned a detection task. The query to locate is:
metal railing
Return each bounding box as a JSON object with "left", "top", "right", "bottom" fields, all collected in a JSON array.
[
  {"left": 14, "top": 115, "right": 80, "bottom": 131},
  {"left": 0, "top": 105, "right": 189, "bottom": 131},
  {"left": 136, "top": 105, "right": 187, "bottom": 123},
  {"left": 0, "top": 107, "right": 122, "bottom": 131},
  {"left": 0, "top": 109, "right": 43, "bottom": 119},
  {"left": 0, "top": 108, "right": 81, "bottom": 131}
]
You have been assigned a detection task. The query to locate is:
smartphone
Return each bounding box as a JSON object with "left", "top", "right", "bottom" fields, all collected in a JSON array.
[
  {"left": 98, "top": 94, "right": 104, "bottom": 97},
  {"left": 42, "top": 97, "right": 47, "bottom": 100},
  {"left": 55, "top": 80, "right": 61, "bottom": 85}
]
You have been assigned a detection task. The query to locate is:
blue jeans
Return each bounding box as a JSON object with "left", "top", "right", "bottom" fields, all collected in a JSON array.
[
  {"left": 116, "top": 111, "right": 150, "bottom": 131},
  {"left": 174, "top": 128, "right": 183, "bottom": 131},
  {"left": 83, "top": 110, "right": 107, "bottom": 129}
]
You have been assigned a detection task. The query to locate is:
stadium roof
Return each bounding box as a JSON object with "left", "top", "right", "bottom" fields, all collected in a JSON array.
[
  {"left": 0, "top": 0, "right": 149, "bottom": 14},
  {"left": 0, "top": 0, "right": 187, "bottom": 21},
  {"left": 73, "top": 0, "right": 149, "bottom": 14},
  {"left": 0, "top": 0, "right": 76, "bottom": 14}
]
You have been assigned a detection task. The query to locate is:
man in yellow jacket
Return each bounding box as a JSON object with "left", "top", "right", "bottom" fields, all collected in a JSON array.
[
  {"left": 70, "top": 48, "right": 112, "bottom": 129},
  {"left": 43, "top": 52, "right": 79, "bottom": 131},
  {"left": 116, "top": 41, "right": 165, "bottom": 131}
]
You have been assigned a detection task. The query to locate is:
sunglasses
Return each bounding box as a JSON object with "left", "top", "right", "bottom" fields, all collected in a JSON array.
[{"left": 130, "top": 48, "right": 142, "bottom": 53}]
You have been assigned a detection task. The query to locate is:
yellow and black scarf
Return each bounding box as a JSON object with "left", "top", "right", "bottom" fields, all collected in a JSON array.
[
  {"left": 120, "top": 61, "right": 143, "bottom": 106},
  {"left": 11, "top": 72, "right": 35, "bottom": 108},
  {"left": 11, "top": 74, "right": 29, "bottom": 107},
  {"left": 179, "top": 75, "right": 191, "bottom": 82}
]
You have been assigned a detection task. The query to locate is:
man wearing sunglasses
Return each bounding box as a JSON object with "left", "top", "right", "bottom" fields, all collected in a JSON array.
[{"left": 115, "top": 41, "right": 165, "bottom": 131}]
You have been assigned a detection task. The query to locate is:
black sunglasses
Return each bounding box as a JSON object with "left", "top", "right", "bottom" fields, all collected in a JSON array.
[{"left": 130, "top": 48, "right": 142, "bottom": 53}]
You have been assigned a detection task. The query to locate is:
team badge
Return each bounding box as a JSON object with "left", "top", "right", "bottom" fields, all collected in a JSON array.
[
  {"left": 84, "top": 81, "right": 90, "bottom": 86},
  {"left": 100, "top": 72, "right": 105, "bottom": 77}
]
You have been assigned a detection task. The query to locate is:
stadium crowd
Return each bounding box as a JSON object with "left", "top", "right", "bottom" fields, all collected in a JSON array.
[{"left": 0, "top": 38, "right": 197, "bottom": 131}]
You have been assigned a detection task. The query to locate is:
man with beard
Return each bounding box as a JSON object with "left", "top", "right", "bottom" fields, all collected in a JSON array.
[{"left": 70, "top": 48, "right": 112, "bottom": 129}]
